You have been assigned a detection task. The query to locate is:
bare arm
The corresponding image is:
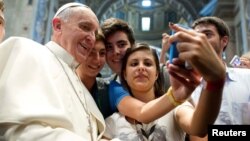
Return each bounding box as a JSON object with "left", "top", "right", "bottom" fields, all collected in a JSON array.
[
  {"left": 116, "top": 66, "right": 199, "bottom": 123},
  {"left": 176, "top": 82, "right": 224, "bottom": 137},
  {"left": 117, "top": 94, "right": 176, "bottom": 123},
  {"left": 110, "top": 80, "right": 177, "bottom": 123},
  {"left": 167, "top": 23, "right": 226, "bottom": 137}
]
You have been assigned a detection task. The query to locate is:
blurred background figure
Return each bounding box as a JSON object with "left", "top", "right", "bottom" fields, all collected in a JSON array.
[
  {"left": 239, "top": 51, "right": 250, "bottom": 69},
  {"left": 0, "top": 0, "right": 5, "bottom": 42},
  {"left": 0, "top": 2, "right": 5, "bottom": 139},
  {"left": 230, "top": 51, "right": 250, "bottom": 69}
]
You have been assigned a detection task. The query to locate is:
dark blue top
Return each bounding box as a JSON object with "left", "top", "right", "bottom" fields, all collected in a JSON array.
[
  {"left": 91, "top": 77, "right": 113, "bottom": 119},
  {"left": 109, "top": 80, "right": 129, "bottom": 112}
]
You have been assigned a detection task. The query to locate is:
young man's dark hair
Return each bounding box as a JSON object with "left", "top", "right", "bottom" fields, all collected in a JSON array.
[{"left": 101, "top": 18, "right": 135, "bottom": 46}]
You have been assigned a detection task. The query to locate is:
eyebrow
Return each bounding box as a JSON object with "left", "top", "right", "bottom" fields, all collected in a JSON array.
[
  {"left": 117, "top": 40, "right": 128, "bottom": 44},
  {"left": 203, "top": 29, "right": 213, "bottom": 32}
]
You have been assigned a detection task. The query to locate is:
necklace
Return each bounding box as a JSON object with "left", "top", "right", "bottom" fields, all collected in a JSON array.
[
  {"left": 46, "top": 45, "right": 93, "bottom": 141},
  {"left": 133, "top": 118, "right": 157, "bottom": 141},
  {"left": 75, "top": 70, "right": 94, "bottom": 141}
]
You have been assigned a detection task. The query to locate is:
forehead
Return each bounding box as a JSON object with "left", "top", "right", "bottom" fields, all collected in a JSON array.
[
  {"left": 242, "top": 56, "right": 250, "bottom": 60},
  {"left": 71, "top": 7, "right": 99, "bottom": 27},
  {"left": 129, "top": 50, "right": 154, "bottom": 60},
  {"left": 107, "top": 31, "right": 129, "bottom": 42},
  {"left": 93, "top": 41, "right": 105, "bottom": 49},
  {"left": 194, "top": 23, "right": 217, "bottom": 33}
]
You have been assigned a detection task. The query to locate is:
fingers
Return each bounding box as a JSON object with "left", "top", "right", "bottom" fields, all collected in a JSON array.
[
  {"left": 168, "top": 70, "right": 198, "bottom": 90},
  {"left": 168, "top": 30, "right": 201, "bottom": 45},
  {"left": 172, "top": 58, "right": 185, "bottom": 65},
  {"left": 168, "top": 63, "right": 200, "bottom": 86},
  {"left": 162, "top": 33, "right": 170, "bottom": 47},
  {"left": 169, "top": 22, "right": 196, "bottom": 36},
  {"left": 168, "top": 23, "right": 204, "bottom": 45},
  {"left": 162, "top": 33, "right": 170, "bottom": 37},
  {"left": 161, "top": 33, "right": 170, "bottom": 56},
  {"left": 168, "top": 24, "right": 219, "bottom": 75}
]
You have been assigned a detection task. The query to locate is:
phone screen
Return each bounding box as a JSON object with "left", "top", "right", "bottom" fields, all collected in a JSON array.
[{"left": 230, "top": 55, "right": 241, "bottom": 67}]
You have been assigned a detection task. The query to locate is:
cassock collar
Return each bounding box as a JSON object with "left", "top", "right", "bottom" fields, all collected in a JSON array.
[{"left": 45, "top": 41, "right": 79, "bottom": 69}]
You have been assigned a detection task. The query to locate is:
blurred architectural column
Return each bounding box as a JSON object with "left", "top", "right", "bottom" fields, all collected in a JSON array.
[{"left": 31, "top": 0, "right": 49, "bottom": 43}]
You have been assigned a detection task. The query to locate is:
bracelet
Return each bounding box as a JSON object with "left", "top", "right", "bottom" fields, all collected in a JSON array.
[
  {"left": 166, "top": 87, "right": 183, "bottom": 106},
  {"left": 204, "top": 77, "right": 225, "bottom": 92}
]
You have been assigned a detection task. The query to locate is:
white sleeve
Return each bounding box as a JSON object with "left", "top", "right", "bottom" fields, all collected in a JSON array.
[
  {"left": 4, "top": 124, "right": 87, "bottom": 141},
  {"left": 104, "top": 113, "right": 118, "bottom": 139}
]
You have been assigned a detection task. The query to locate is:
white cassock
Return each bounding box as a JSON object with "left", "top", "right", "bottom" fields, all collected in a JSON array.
[{"left": 0, "top": 37, "right": 105, "bottom": 141}]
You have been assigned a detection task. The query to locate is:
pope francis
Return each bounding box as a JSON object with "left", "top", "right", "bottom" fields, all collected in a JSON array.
[{"left": 0, "top": 2, "right": 105, "bottom": 141}]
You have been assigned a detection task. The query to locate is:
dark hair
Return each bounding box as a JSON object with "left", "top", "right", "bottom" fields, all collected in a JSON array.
[
  {"left": 101, "top": 18, "right": 135, "bottom": 46},
  {"left": 0, "top": 1, "right": 4, "bottom": 12},
  {"left": 96, "top": 28, "right": 105, "bottom": 43},
  {"left": 192, "top": 16, "right": 230, "bottom": 50},
  {"left": 120, "top": 43, "right": 165, "bottom": 98}
]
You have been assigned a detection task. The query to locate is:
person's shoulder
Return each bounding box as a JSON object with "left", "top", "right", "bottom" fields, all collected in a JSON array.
[
  {"left": 0, "top": 36, "right": 46, "bottom": 54},
  {"left": 3, "top": 36, "right": 34, "bottom": 42},
  {"left": 1, "top": 36, "right": 43, "bottom": 48},
  {"left": 0, "top": 36, "right": 48, "bottom": 58},
  {"left": 228, "top": 67, "right": 250, "bottom": 75}
]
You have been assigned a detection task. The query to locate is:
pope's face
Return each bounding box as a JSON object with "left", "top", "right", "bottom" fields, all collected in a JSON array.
[
  {"left": 124, "top": 49, "right": 158, "bottom": 95},
  {"left": 57, "top": 7, "right": 99, "bottom": 64}
]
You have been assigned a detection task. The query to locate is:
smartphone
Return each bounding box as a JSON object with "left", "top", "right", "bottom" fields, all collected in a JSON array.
[
  {"left": 230, "top": 55, "right": 241, "bottom": 67},
  {"left": 169, "top": 31, "right": 178, "bottom": 64},
  {"left": 169, "top": 24, "right": 192, "bottom": 69}
]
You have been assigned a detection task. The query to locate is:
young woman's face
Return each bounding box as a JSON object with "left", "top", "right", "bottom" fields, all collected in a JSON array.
[{"left": 124, "top": 49, "right": 158, "bottom": 93}]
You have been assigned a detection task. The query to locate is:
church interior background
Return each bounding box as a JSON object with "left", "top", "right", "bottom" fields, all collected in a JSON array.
[{"left": 4, "top": 0, "right": 250, "bottom": 76}]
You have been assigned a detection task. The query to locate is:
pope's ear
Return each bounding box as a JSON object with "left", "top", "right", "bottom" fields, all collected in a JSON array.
[{"left": 52, "top": 18, "right": 61, "bottom": 31}]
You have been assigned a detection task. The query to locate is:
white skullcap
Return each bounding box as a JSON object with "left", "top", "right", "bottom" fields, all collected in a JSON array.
[{"left": 54, "top": 2, "right": 89, "bottom": 18}]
